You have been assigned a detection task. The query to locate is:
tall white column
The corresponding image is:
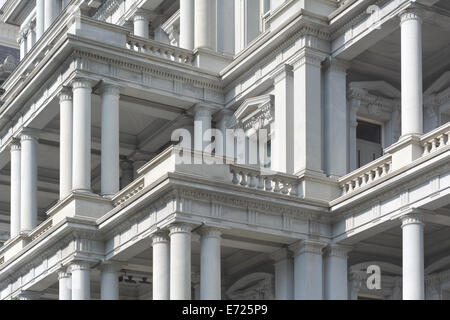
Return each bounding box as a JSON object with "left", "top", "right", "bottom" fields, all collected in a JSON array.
[
  {"left": 59, "top": 88, "right": 73, "bottom": 199},
  {"left": 400, "top": 8, "right": 423, "bottom": 136},
  {"left": 133, "top": 11, "right": 150, "bottom": 38},
  {"left": 323, "top": 58, "right": 349, "bottom": 177},
  {"left": 18, "top": 34, "right": 26, "bottom": 60},
  {"left": 290, "top": 240, "right": 326, "bottom": 300},
  {"left": 100, "top": 264, "right": 119, "bottom": 300},
  {"left": 271, "top": 249, "right": 294, "bottom": 300},
  {"left": 72, "top": 79, "right": 92, "bottom": 192},
  {"left": 323, "top": 245, "right": 351, "bottom": 300},
  {"left": 195, "top": 0, "right": 214, "bottom": 50},
  {"left": 26, "top": 23, "right": 36, "bottom": 54},
  {"left": 152, "top": 232, "right": 170, "bottom": 300},
  {"left": 36, "top": 0, "right": 45, "bottom": 39},
  {"left": 10, "top": 140, "right": 21, "bottom": 238},
  {"left": 272, "top": 64, "right": 294, "bottom": 173},
  {"left": 100, "top": 85, "right": 120, "bottom": 196},
  {"left": 20, "top": 130, "right": 38, "bottom": 233},
  {"left": 58, "top": 270, "right": 72, "bottom": 300},
  {"left": 44, "top": 0, "right": 59, "bottom": 31},
  {"left": 180, "top": 0, "right": 195, "bottom": 50},
  {"left": 401, "top": 214, "right": 425, "bottom": 300},
  {"left": 194, "top": 105, "right": 212, "bottom": 152},
  {"left": 200, "top": 228, "right": 221, "bottom": 300},
  {"left": 169, "top": 224, "right": 192, "bottom": 300},
  {"left": 291, "top": 48, "right": 326, "bottom": 175},
  {"left": 71, "top": 262, "right": 91, "bottom": 300}
]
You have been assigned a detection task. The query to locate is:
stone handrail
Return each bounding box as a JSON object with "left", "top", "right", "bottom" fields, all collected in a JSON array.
[
  {"left": 126, "top": 35, "right": 194, "bottom": 66},
  {"left": 30, "top": 219, "right": 53, "bottom": 242},
  {"left": 112, "top": 176, "right": 145, "bottom": 207},
  {"left": 230, "top": 164, "right": 300, "bottom": 197},
  {"left": 421, "top": 122, "right": 450, "bottom": 156},
  {"left": 339, "top": 154, "right": 393, "bottom": 195}
]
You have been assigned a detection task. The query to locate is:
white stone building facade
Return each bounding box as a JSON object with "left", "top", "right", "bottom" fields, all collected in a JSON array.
[{"left": 0, "top": 0, "right": 449, "bottom": 300}]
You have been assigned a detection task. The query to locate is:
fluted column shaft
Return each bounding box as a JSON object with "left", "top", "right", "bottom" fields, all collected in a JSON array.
[
  {"left": 180, "top": 0, "right": 195, "bottom": 50},
  {"left": 200, "top": 228, "right": 221, "bottom": 300},
  {"left": 100, "top": 85, "right": 120, "bottom": 196},
  {"left": 59, "top": 89, "right": 73, "bottom": 199},
  {"left": 58, "top": 271, "right": 72, "bottom": 300},
  {"left": 71, "top": 262, "right": 91, "bottom": 300},
  {"left": 10, "top": 141, "right": 21, "bottom": 238},
  {"left": 400, "top": 8, "right": 423, "bottom": 136},
  {"left": 170, "top": 224, "right": 192, "bottom": 300},
  {"left": 72, "top": 79, "right": 92, "bottom": 192},
  {"left": 100, "top": 264, "right": 119, "bottom": 300},
  {"left": 20, "top": 131, "right": 38, "bottom": 233},
  {"left": 152, "top": 233, "right": 170, "bottom": 300},
  {"left": 402, "top": 214, "right": 425, "bottom": 300}
]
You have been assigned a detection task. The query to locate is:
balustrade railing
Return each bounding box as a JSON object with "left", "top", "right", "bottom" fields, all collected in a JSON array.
[{"left": 421, "top": 122, "right": 450, "bottom": 156}]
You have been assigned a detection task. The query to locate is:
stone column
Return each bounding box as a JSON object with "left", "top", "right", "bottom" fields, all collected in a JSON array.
[
  {"left": 71, "top": 262, "right": 91, "bottom": 300},
  {"left": 10, "top": 140, "right": 21, "bottom": 238},
  {"left": 401, "top": 214, "right": 425, "bottom": 300},
  {"left": 291, "top": 48, "right": 326, "bottom": 175},
  {"left": 152, "top": 232, "right": 170, "bottom": 300},
  {"left": 26, "top": 22, "right": 36, "bottom": 53},
  {"left": 323, "top": 58, "right": 349, "bottom": 177},
  {"left": 100, "top": 85, "right": 120, "bottom": 196},
  {"left": 199, "top": 228, "right": 222, "bottom": 300},
  {"left": 18, "top": 33, "right": 26, "bottom": 60},
  {"left": 194, "top": 0, "right": 214, "bottom": 50},
  {"left": 290, "top": 240, "right": 326, "bottom": 300},
  {"left": 133, "top": 10, "right": 150, "bottom": 38},
  {"left": 59, "top": 88, "right": 73, "bottom": 199},
  {"left": 36, "top": 0, "right": 45, "bottom": 39},
  {"left": 180, "top": 0, "right": 195, "bottom": 50},
  {"left": 100, "top": 264, "right": 119, "bottom": 300},
  {"left": 44, "top": 0, "right": 59, "bottom": 31},
  {"left": 72, "top": 79, "right": 92, "bottom": 192},
  {"left": 272, "top": 64, "right": 294, "bottom": 173},
  {"left": 194, "top": 105, "right": 212, "bottom": 153},
  {"left": 323, "top": 245, "right": 351, "bottom": 300},
  {"left": 58, "top": 270, "right": 72, "bottom": 300},
  {"left": 20, "top": 130, "right": 38, "bottom": 233},
  {"left": 271, "top": 249, "right": 294, "bottom": 300},
  {"left": 400, "top": 8, "right": 423, "bottom": 136},
  {"left": 169, "top": 224, "right": 192, "bottom": 300}
]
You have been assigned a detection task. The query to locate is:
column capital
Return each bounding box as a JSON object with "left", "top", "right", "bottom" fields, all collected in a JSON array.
[
  {"left": 193, "top": 104, "right": 215, "bottom": 117},
  {"left": 401, "top": 213, "right": 424, "bottom": 228},
  {"left": 20, "top": 129, "right": 39, "bottom": 142},
  {"left": 290, "top": 48, "right": 327, "bottom": 70},
  {"left": 58, "top": 87, "right": 73, "bottom": 102},
  {"left": 272, "top": 64, "right": 293, "bottom": 84},
  {"left": 133, "top": 9, "right": 155, "bottom": 22},
  {"left": 58, "top": 270, "right": 71, "bottom": 280},
  {"left": 322, "top": 57, "right": 350, "bottom": 73},
  {"left": 270, "top": 248, "right": 293, "bottom": 263},
  {"left": 152, "top": 231, "right": 170, "bottom": 245},
  {"left": 168, "top": 223, "right": 193, "bottom": 235},
  {"left": 99, "top": 262, "right": 121, "bottom": 273},
  {"left": 289, "top": 239, "right": 327, "bottom": 256},
  {"left": 9, "top": 139, "right": 21, "bottom": 151},
  {"left": 323, "top": 244, "right": 352, "bottom": 258},
  {"left": 99, "top": 84, "right": 121, "bottom": 96},
  {"left": 71, "top": 78, "right": 94, "bottom": 90},
  {"left": 69, "top": 261, "right": 91, "bottom": 272},
  {"left": 399, "top": 7, "right": 423, "bottom": 25},
  {"left": 198, "top": 227, "right": 222, "bottom": 239}
]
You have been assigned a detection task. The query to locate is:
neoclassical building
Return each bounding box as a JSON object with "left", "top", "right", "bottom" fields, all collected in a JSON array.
[{"left": 0, "top": 0, "right": 449, "bottom": 300}]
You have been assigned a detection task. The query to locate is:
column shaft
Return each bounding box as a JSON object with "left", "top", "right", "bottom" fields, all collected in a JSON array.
[
  {"left": 100, "top": 264, "right": 119, "bottom": 300},
  {"left": 101, "top": 86, "right": 120, "bottom": 196},
  {"left": 134, "top": 13, "right": 149, "bottom": 38},
  {"left": 36, "top": 0, "right": 45, "bottom": 38},
  {"left": 180, "top": 0, "right": 195, "bottom": 50},
  {"left": 200, "top": 228, "right": 221, "bottom": 300},
  {"left": 170, "top": 224, "right": 192, "bottom": 300},
  {"left": 59, "top": 89, "right": 73, "bottom": 199},
  {"left": 10, "top": 141, "right": 21, "bottom": 238},
  {"left": 44, "top": 0, "right": 59, "bottom": 30},
  {"left": 58, "top": 271, "right": 72, "bottom": 300},
  {"left": 400, "top": 9, "right": 423, "bottom": 136},
  {"left": 194, "top": 0, "right": 213, "bottom": 50},
  {"left": 402, "top": 215, "right": 425, "bottom": 300},
  {"left": 20, "top": 131, "right": 38, "bottom": 233},
  {"left": 72, "top": 80, "right": 92, "bottom": 192},
  {"left": 323, "top": 245, "right": 351, "bottom": 300},
  {"left": 153, "top": 233, "right": 170, "bottom": 300},
  {"left": 272, "top": 250, "right": 294, "bottom": 300},
  {"left": 71, "top": 262, "right": 91, "bottom": 300}
]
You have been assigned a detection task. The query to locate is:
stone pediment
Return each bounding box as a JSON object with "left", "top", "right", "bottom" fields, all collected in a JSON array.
[{"left": 233, "top": 94, "right": 274, "bottom": 132}]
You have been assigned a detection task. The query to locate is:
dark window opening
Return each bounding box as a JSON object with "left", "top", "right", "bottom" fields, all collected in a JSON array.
[{"left": 357, "top": 120, "right": 382, "bottom": 144}]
